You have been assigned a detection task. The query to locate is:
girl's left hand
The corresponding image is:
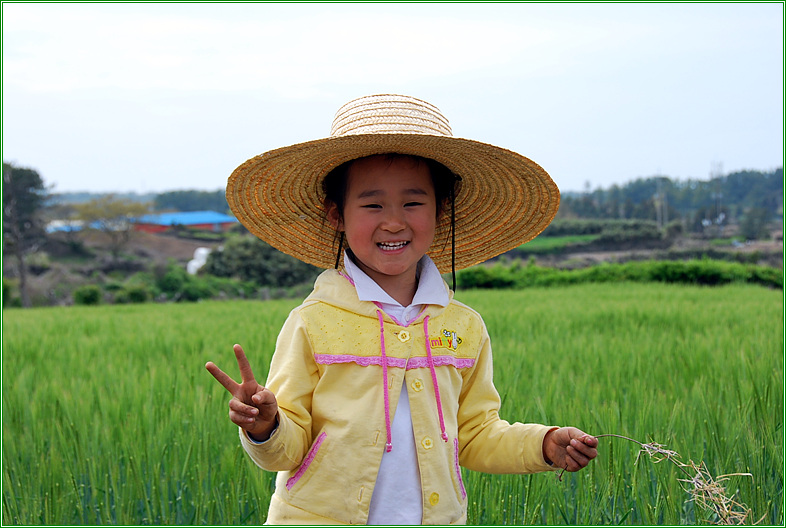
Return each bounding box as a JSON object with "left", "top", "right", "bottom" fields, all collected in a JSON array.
[{"left": 542, "top": 427, "right": 598, "bottom": 472}]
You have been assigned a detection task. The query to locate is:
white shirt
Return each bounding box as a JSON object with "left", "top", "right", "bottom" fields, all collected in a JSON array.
[{"left": 343, "top": 253, "right": 449, "bottom": 525}]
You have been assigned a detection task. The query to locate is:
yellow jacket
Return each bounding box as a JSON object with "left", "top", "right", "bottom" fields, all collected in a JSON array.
[{"left": 240, "top": 270, "right": 556, "bottom": 525}]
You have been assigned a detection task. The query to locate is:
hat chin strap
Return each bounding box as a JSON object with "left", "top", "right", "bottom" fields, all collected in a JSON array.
[
  {"left": 451, "top": 183, "right": 457, "bottom": 292},
  {"left": 334, "top": 232, "right": 344, "bottom": 270}
]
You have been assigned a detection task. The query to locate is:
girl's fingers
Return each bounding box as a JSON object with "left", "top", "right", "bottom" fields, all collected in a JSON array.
[
  {"left": 233, "top": 344, "right": 258, "bottom": 385},
  {"left": 229, "top": 396, "right": 259, "bottom": 417},
  {"left": 572, "top": 438, "right": 598, "bottom": 458},
  {"left": 252, "top": 389, "right": 278, "bottom": 421},
  {"left": 205, "top": 361, "right": 240, "bottom": 395},
  {"left": 251, "top": 388, "right": 275, "bottom": 406},
  {"left": 206, "top": 344, "right": 260, "bottom": 397},
  {"left": 566, "top": 440, "right": 597, "bottom": 470},
  {"left": 568, "top": 450, "right": 589, "bottom": 469},
  {"left": 229, "top": 409, "right": 258, "bottom": 426}
]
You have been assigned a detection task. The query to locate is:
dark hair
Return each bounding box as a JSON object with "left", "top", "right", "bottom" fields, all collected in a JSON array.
[{"left": 321, "top": 153, "right": 458, "bottom": 221}]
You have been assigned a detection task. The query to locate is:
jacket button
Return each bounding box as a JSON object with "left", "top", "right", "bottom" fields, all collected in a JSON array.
[
  {"left": 429, "top": 492, "right": 440, "bottom": 506},
  {"left": 411, "top": 379, "right": 424, "bottom": 392},
  {"left": 397, "top": 330, "right": 410, "bottom": 343},
  {"left": 421, "top": 436, "right": 433, "bottom": 449}
]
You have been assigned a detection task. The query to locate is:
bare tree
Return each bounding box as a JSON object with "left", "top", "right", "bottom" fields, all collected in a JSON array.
[{"left": 74, "top": 195, "right": 150, "bottom": 261}]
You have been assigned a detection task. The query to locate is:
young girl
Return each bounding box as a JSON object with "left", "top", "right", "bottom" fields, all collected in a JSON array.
[{"left": 206, "top": 94, "right": 598, "bottom": 525}]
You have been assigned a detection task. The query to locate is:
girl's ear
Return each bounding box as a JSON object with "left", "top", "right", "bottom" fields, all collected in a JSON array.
[{"left": 326, "top": 202, "right": 344, "bottom": 231}]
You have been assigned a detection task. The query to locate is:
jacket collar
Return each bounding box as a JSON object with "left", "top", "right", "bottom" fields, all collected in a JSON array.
[
  {"left": 343, "top": 252, "right": 449, "bottom": 314},
  {"left": 306, "top": 265, "right": 453, "bottom": 325}
]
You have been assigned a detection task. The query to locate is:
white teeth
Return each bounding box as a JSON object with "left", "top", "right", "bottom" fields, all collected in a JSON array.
[{"left": 378, "top": 241, "right": 408, "bottom": 250}]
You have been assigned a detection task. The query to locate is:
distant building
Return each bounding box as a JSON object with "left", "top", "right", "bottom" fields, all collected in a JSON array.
[
  {"left": 133, "top": 211, "right": 238, "bottom": 234},
  {"left": 46, "top": 220, "right": 85, "bottom": 233}
]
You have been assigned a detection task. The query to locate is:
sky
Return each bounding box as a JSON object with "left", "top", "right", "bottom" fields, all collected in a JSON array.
[{"left": 2, "top": 2, "right": 783, "bottom": 195}]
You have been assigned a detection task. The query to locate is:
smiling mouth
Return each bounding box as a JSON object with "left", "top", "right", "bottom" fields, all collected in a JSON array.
[{"left": 378, "top": 241, "right": 409, "bottom": 251}]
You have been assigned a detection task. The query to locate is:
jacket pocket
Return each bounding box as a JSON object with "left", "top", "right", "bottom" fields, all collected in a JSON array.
[
  {"left": 453, "top": 438, "right": 467, "bottom": 500},
  {"left": 286, "top": 431, "right": 327, "bottom": 491}
]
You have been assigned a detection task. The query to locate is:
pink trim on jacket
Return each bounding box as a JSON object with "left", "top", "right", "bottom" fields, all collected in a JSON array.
[
  {"left": 408, "top": 356, "right": 476, "bottom": 369},
  {"left": 314, "top": 354, "right": 408, "bottom": 368},
  {"left": 454, "top": 437, "right": 467, "bottom": 499},
  {"left": 313, "top": 354, "right": 475, "bottom": 370},
  {"left": 286, "top": 431, "right": 327, "bottom": 490}
]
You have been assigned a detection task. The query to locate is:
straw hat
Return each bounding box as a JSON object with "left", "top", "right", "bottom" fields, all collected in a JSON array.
[{"left": 226, "top": 94, "right": 560, "bottom": 272}]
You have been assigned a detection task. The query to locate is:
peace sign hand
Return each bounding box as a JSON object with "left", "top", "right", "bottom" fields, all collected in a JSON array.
[{"left": 205, "top": 344, "right": 278, "bottom": 442}]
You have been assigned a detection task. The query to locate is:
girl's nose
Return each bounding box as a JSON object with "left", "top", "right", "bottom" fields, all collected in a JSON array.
[{"left": 381, "top": 210, "right": 406, "bottom": 232}]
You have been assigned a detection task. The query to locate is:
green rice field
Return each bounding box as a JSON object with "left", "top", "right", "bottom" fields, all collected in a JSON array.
[
  {"left": 2, "top": 282, "right": 783, "bottom": 525},
  {"left": 517, "top": 233, "right": 600, "bottom": 252}
]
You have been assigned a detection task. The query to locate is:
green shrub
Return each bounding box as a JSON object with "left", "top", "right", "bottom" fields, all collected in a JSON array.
[
  {"left": 203, "top": 235, "right": 320, "bottom": 288},
  {"left": 114, "top": 285, "right": 152, "bottom": 304},
  {"left": 749, "top": 265, "right": 784, "bottom": 288},
  {"left": 103, "top": 281, "right": 125, "bottom": 293},
  {"left": 456, "top": 259, "right": 782, "bottom": 290},
  {"left": 3, "top": 278, "right": 15, "bottom": 308},
  {"left": 180, "top": 280, "right": 213, "bottom": 302},
  {"left": 113, "top": 290, "right": 130, "bottom": 304},
  {"left": 457, "top": 264, "right": 516, "bottom": 289},
  {"left": 126, "top": 285, "right": 151, "bottom": 303},
  {"left": 200, "top": 275, "right": 258, "bottom": 298},
  {"left": 145, "top": 261, "right": 276, "bottom": 302},
  {"left": 157, "top": 262, "right": 188, "bottom": 294},
  {"left": 73, "top": 285, "right": 102, "bottom": 306}
]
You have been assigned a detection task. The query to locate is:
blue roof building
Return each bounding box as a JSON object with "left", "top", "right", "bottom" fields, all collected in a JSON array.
[{"left": 134, "top": 211, "right": 239, "bottom": 233}]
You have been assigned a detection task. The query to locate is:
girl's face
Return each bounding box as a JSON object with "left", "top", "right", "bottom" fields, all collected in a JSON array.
[{"left": 328, "top": 155, "right": 437, "bottom": 293}]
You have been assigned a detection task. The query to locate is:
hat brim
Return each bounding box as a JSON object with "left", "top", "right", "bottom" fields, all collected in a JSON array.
[{"left": 226, "top": 133, "right": 560, "bottom": 273}]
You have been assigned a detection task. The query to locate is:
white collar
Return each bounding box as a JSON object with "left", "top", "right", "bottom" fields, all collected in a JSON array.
[{"left": 343, "top": 252, "right": 449, "bottom": 310}]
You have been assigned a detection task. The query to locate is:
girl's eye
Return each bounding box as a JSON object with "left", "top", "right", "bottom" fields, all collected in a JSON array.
[
  {"left": 405, "top": 202, "right": 424, "bottom": 207},
  {"left": 362, "top": 204, "right": 382, "bottom": 209}
]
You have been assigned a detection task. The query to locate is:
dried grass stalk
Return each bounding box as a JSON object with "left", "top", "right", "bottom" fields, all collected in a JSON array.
[{"left": 564, "top": 433, "right": 756, "bottom": 525}]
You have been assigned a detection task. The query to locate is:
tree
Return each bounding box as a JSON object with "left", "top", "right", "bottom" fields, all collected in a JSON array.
[
  {"left": 43, "top": 201, "right": 84, "bottom": 247},
  {"left": 203, "top": 235, "right": 320, "bottom": 288},
  {"left": 740, "top": 207, "right": 772, "bottom": 241},
  {"left": 74, "top": 195, "right": 150, "bottom": 261},
  {"left": 154, "top": 190, "right": 228, "bottom": 213},
  {"left": 3, "top": 162, "right": 48, "bottom": 308}
]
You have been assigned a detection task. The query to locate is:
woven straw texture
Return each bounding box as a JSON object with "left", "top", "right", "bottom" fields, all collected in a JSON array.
[{"left": 226, "top": 94, "right": 560, "bottom": 273}]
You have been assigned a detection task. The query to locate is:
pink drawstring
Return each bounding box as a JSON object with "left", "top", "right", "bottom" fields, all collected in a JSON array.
[
  {"left": 345, "top": 273, "right": 448, "bottom": 451},
  {"left": 377, "top": 310, "right": 393, "bottom": 452},
  {"left": 424, "top": 315, "right": 448, "bottom": 443},
  {"left": 377, "top": 311, "right": 448, "bottom": 453}
]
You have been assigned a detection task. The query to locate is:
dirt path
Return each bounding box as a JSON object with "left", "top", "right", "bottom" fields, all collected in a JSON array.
[{"left": 124, "top": 231, "right": 223, "bottom": 262}]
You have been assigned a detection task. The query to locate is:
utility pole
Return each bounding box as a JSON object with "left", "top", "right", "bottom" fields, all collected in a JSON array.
[
  {"left": 662, "top": 177, "right": 668, "bottom": 227},
  {"left": 655, "top": 177, "right": 662, "bottom": 230},
  {"left": 654, "top": 173, "right": 667, "bottom": 231},
  {"left": 710, "top": 162, "right": 724, "bottom": 236}
]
